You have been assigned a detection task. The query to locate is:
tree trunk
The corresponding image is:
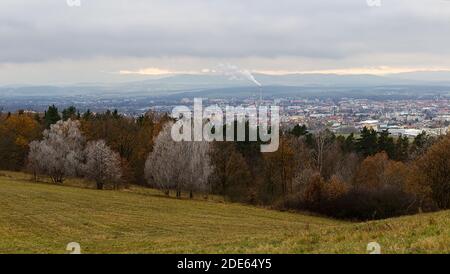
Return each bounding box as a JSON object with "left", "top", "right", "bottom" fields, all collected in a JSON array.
[
  {"left": 221, "top": 176, "right": 227, "bottom": 196},
  {"left": 97, "top": 182, "right": 104, "bottom": 190},
  {"left": 189, "top": 190, "right": 193, "bottom": 199}
]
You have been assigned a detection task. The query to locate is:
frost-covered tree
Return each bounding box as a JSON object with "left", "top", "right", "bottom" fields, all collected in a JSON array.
[
  {"left": 84, "top": 140, "right": 122, "bottom": 190},
  {"left": 145, "top": 124, "right": 180, "bottom": 195},
  {"left": 27, "top": 119, "right": 84, "bottom": 183},
  {"left": 182, "top": 140, "right": 212, "bottom": 198},
  {"left": 145, "top": 123, "right": 212, "bottom": 198},
  {"left": 27, "top": 140, "right": 45, "bottom": 181}
]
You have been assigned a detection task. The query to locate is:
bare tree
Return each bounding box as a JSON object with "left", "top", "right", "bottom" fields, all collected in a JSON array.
[
  {"left": 84, "top": 140, "right": 122, "bottom": 190},
  {"left": 145, "top": 123, "right": 212, "bottom": 198},
  {"left": 312, "top": 129, "right": 333, "bottom": 175},
  {"left": 27, "top": 119, "right": 84, "bottom": 183},
  {"left": 27, "top": 140, "right": 45, "bottom": 181},
  {"left": 209, "top": 142, "right": 252, "bottom": 201}
]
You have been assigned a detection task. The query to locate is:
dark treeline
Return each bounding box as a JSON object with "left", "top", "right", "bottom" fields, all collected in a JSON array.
[
  {"left": 209, "top": 124, "right": 447, "bottom": 220},
  {"left": 1, "top": 105, "right": 450, "bottom": 221}
]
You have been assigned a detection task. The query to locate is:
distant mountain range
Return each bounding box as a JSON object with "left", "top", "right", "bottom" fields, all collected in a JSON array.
[
  {"left": 1, "top": 71, "right": 450, "bottom": 98},
  {"left": 115, "top": 71, "right": 450, "bottom": 89}
]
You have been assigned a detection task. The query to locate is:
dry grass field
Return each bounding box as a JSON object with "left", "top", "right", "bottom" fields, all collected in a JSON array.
[{"left": 0, "top": 171, "right": 448, "bottom": 254}]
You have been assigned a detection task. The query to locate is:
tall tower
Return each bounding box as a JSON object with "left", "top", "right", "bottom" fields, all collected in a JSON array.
[{"left": 259, "top": 86, "right": 263, "bottom": 106}]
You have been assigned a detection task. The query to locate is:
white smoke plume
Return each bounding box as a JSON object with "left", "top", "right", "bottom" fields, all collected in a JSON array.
[{"left": 213, "top": 63, "right": 261, "bottom": 86}]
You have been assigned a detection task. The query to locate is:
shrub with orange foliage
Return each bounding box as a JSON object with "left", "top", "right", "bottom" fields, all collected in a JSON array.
[
  {"left": 0, "top": 113, "right": 41, "bottom": 170},
  {"left": 354, "top": 152, "right": 409, "bottom": 190},
  {"left": 324, "top": 175, "right": 350, "bottom": 200},
  {"left": 410, "top": 135, "right": 450, "bottom": 209},
  {"left": 302, "top": 174, "right": 325, "bottom": 206}
]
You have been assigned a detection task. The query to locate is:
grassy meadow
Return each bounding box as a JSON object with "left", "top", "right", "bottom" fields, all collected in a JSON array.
[{"left": 0, "top": 171, "right": 448, "bottom": 254}]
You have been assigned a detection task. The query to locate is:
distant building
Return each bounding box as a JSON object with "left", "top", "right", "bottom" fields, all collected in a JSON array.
[
  {"left": 390, "top": 128, "right": 422, "bottom": 137},
  {"left": 359, "top": 120, "right": 379, "bottom": 131}
]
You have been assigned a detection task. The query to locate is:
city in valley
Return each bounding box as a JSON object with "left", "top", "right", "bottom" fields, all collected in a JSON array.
[{"left": 2, "top": 89, "right": 449, "bottom": 138}]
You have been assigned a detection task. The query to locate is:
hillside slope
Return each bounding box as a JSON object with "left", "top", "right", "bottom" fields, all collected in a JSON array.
[{"left": 0, "top": 172, "right": 448, "bottom": 254}]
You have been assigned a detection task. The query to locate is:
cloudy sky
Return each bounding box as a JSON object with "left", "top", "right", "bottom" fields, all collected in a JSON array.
[{"left": 1, "top": 0, "right": 450, "bottom": 85}]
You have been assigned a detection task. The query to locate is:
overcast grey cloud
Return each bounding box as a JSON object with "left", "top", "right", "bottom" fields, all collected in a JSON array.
[{"left": 1, "top": 0, "right": 450, "bottom": 84}]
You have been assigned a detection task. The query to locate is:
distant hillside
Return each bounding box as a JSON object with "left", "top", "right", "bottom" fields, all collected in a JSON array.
[
  {"left": 2, "top": 72, "right": 450, "bottom": 98},
  {"left": 0, "top": 171, "right": 448, "bottom": 254},
  {"left": 388, "top": 71, "right": 450, "bottom": 84}
]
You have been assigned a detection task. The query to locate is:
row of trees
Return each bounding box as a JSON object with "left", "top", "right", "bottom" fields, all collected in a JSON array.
[
  {"left": 1, "top": 106, "right": 450, "bottom": 220},
  {"left": 205, "top": 125, "right": 450, "bottom": 219},
  {"left": 27, "top": 120, "right": 122, "bottom": 189},
  {"left": 290, "top": 124, "right": 434, "bottom": 161},
  {"left": 0, "top": 106, "right": 168, "bottom": 185},
  {"left": 140, "top": 117, "right": 450, "bottom": 219}
]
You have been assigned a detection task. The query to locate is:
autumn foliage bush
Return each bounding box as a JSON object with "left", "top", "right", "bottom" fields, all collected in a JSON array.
[
  {"left": 408, "top": 135, "right": 450, "bottom": 209},
  {"left": 0, "top": 113, "right": 41, "bottom": 170},
  {"left": 279, "top": 174, "right": 417, "bottom": 220},
  {"left": 324, "top": 185, "right": 418, "bottom": 220},
  {"left": 278, "top": 151, "right": 426, "bottom": 220}
]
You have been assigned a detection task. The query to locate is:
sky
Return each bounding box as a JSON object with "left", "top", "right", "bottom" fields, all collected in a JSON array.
[{"left": 1, "top": 0, "right": 450, "bottom": 85}]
